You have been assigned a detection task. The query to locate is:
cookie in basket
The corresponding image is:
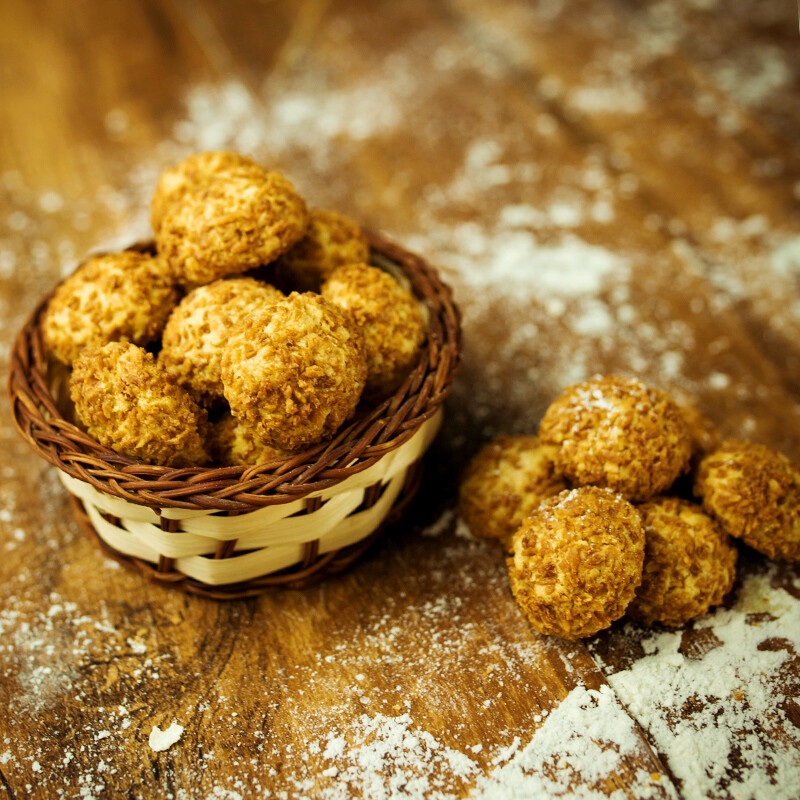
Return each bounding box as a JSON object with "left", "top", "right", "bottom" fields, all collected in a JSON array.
[
  {"left": 275, "top": 208, "right": 370, "bottom": 293},
  {"left": 322, "top": 262, "right": 427, "bottom": 399},
  {"left": 221, "top": 292, "right": 367, "bottom": 452},
  {"left": 159, "top": 277, "right": 284, "bottom": 406},
  {"left": 41, "top": 250, "right": 178, "bottom": 365},
  {"left": 208, "top": 411, "right": 289, "bottom": 466},
  {"left": 70, "top": 341, "right": 209, "bottom": 468},
  {"left": 150, "top": 150, "right": 266, "bottom": 236},
  {"left": 156, "top": 165, "right": 308, "bottom": 285}
]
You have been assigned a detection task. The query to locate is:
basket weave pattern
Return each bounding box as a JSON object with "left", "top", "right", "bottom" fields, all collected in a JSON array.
[{"left": 8, "top": 232, "right": 461, "bottom": 597}]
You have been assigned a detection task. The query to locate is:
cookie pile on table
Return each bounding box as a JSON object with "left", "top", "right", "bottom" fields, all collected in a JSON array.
[
  {"left": 42, "top": 151, "right": 428, "bottom": 468},
  {"left": 459, "top": 375, "right": 800, "bottom": 640}
]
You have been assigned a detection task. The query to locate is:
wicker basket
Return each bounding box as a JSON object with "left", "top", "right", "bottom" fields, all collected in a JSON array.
[{"left": 8, "top": 231, "right": 461, "bottom": 598}]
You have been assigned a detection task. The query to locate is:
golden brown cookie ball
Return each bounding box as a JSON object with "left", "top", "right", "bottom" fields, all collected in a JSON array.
[
  {"left": 159, "top": 277, "right": 284, "bottom": 405},
  {"left": 150, "top": 151, "right": 265, "bottom": 236},
  {"left": 42, "top": 251, "right": 178, "bottom": 365},
  {"left": 275, "top": 209, "right": 370, "bottom": 292},
  {"left": 694, "top": 440, "right": 800, "bottom": 562},
  {"left": 538, "top": 376, "right": 692, "bottom": 502},
  {"left": 220, "top": 292, "right": 367, "bottom": 452},
  {"left": 70, "top": 342, "right": 209, "bottom": 467},
  {"left": 627, "top": 497, "right": 737, "bottom": 627},
  {"left": 458, "top": 435, "right": 567, "bottom": 551},
  {"left": 209, "top": 412, "right": 288, "bottom": 466},
  {"left": 321, "top": 263, "right": 427, "bottom": 399},
  {"left": 508, "top": 486, "right": 645, "bottom": 640},
  {"left": 156, "top": 169, "right": 308, "bottom": 286}
]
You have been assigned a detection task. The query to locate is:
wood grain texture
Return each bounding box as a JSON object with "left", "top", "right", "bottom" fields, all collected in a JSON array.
[{"left": 1, "top": 0, "right": 799, "bottom": 797}]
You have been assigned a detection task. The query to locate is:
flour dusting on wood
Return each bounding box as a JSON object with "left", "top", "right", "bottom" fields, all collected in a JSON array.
[
  {"left": 590, "top": 564, "right": 800, "bottom": 800},
  {"left": 2, "top": 0, "right": 800, "bottom": 796}
]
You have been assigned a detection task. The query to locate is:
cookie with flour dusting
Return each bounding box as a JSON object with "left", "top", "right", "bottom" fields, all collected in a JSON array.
[
  {"left": 539, "top": 375, "right": 692, "bottom": 502},
  {"left": 508, "top": 486, "right": 645, "bottom": 640}
]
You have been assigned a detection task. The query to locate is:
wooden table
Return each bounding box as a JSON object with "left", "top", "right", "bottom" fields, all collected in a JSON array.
[{"left": 1, "top": 1, "right": 799, "bottom": 797}]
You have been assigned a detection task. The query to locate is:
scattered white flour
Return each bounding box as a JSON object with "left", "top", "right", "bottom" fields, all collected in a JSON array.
[
  {"left": 309, "top": 686, "right": 676, "bottom": 800},
  {"left": 148, "top": 722, "right": 185, "bottom": 753},
  {"left": 315, "top": 713, "right": 479, "bottom": 799},
  {"left": 268, "top": 81, "right": 404, "bottom": 146},
  {"left": 429, "top": 227, "right": 628, "bottom": 295},
  {"left": 470, "top": 685, "right": 677, "bottom": 799},
  {"left": 421, "top": 508, "right": 456, "bottom": 538},
  {"left": 711, "top": 44, "right": 792, "bottom": 108},
  {"left": 178, "top": 81, "right": 269, "bottom": 155},
  {"left": 568, "top": 84, "right": 646, "bottom": 115},
  {"left": 593, "top": 567, "right": 800, "bottom": 800},
  {"left": 126, "top": 637, "right": 147, "bottom": 654},
  {"left": 770, "top": 235, "right": 800, "bottom": 278}
]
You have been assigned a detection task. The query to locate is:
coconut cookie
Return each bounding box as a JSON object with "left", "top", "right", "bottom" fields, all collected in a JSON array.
[
  {"left": 322, "top": 263, "right": 427, "bottom": 399},
  {"left": 208, "top": 412, "right": 289, "bottom": 467},
  {"left": 150, "top": 151, "right": 266, "bottom": 236},
  {"left": 276, "top": 208, "right": 370, "bottom": 292},
  {"left": 159, "top": 277, "right": 284, "bottom": 405},
  {"left": 508, "top": 486, "right": 645, "bottom": 640},
  {"left": 628, "top": 497, "right": 737, "bottom": 627},
  {"left": 42, "top": 251, "right": 177, "bottom": 365},
  {"left": 458, "top": 435, "right": 567, "bottom": 551},
  {"left": 539, "top": 375, "right": 692, "bottom": 502},
  {"left": 694, "top": 440, "right": 800, "bottom": 562},
  {"left": 70, "top": 342, "right": 209, "bottom": 467},
  {"left": 220, "top": 292, "right": 367, "bottom": 452},
  {"left": 156, "top": 169, "right": 308, "bottom": 285}
]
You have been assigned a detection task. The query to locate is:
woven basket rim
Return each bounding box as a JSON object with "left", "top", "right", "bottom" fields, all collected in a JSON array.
[{"left": 8, "top": 230, "right": 462, "bottom": 513}]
